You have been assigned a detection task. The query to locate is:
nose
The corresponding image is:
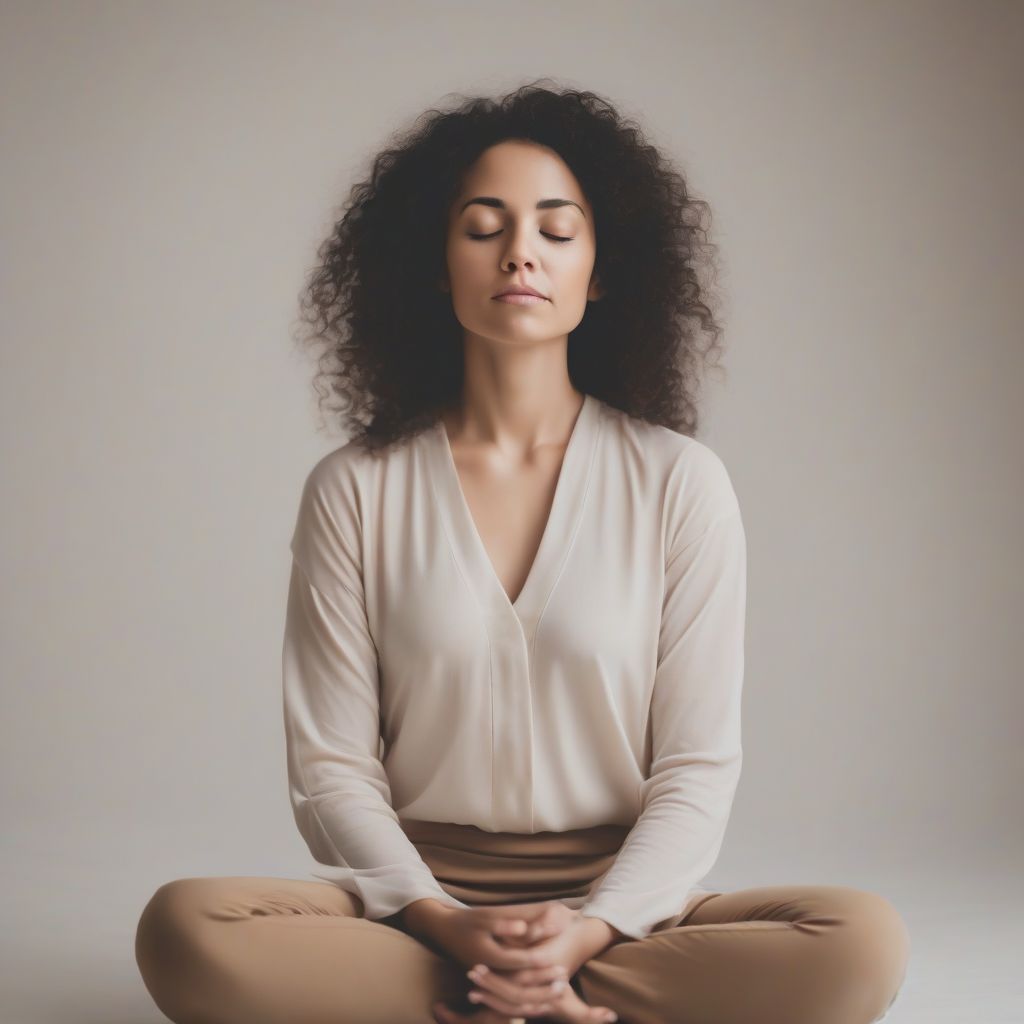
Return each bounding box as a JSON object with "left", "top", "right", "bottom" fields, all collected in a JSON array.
[{"left": 499, "top": 224, "right": 538, "bottom": 271}]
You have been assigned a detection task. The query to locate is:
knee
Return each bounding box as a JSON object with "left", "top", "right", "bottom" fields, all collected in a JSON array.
[
  {"left": 134, "top": 878, "right": 232, "bottom": 1023},
  {"left": 135, "top": 877, "right": 219, "bottom": 955},
  {"left": 812, "top": 887, "right": 911, "bottom": 1024}
]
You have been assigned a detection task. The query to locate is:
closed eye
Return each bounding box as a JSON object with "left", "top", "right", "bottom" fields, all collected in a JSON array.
[{"left": 467, "top": 230, "right": 574, "bottom": 243}]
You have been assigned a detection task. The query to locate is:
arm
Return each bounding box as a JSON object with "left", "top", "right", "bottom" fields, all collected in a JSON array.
[
  {"left": 282, "top": 466, "right": 468, "bottom": 922},
  {"left": 578, "top": 457, "right": 747, "bottom": 941},
  {"left": 576, "top": 915, "right": 625, "bottom": 956}
]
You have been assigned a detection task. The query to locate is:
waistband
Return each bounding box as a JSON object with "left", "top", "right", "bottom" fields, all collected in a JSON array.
[{"left": 399, "top": 818, "right": 631, "bottom": 906}]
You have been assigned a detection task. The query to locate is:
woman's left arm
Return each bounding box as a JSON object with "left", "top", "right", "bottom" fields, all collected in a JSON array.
[{"left": 578, "top": 450, "right": 748, "bottom": 943}]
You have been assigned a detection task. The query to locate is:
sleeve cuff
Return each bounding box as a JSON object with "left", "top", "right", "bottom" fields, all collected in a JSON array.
[
  {"left": 578, "top": 903, "right": 652, "bottom": 942},
  {"left": 310, "top": 864, "right": 471, "bottom": 921}
]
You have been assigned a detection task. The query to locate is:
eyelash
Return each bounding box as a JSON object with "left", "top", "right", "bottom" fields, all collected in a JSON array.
[{"left": 467, "top": 230, "right": 573, "bottom": 244}]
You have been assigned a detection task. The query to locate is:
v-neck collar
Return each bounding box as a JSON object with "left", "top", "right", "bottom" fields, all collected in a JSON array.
[{"left": 425, "top": 391, "right": 602, "bottom": 637}]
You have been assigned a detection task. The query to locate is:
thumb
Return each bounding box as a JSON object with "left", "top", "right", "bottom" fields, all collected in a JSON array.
[
  {"left": 491, "top": 917, "right": 529, "bottom": 938},
  {"left": 491, "top": 913, "right": 532, "bottom": 937}
]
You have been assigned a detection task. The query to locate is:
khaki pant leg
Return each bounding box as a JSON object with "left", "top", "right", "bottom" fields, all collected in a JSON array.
[
  {"left": 576, "top": 884, "right": 911, "bottom": 1024},
  {"left": 134, "top": 875, "right": 466, "bottom": 1024}
]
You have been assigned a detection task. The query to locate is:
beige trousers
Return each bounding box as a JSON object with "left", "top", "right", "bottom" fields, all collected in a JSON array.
[{"left": 135, "top": 819, "right": 910, "bottom": 1024}]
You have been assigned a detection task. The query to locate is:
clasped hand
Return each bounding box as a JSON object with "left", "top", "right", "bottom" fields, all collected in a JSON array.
[{"left": 431, "top": 901, "right": 619, "bottom": 1024}]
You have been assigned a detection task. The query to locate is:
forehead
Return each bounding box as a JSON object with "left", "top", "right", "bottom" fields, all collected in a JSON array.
[{"left": 454, "top": 140, "right": 589, "bottom": 212}]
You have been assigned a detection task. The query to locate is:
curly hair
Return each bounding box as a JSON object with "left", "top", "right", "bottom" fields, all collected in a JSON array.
[{"left": 292, "top": 78, "right": 726, "bottom": 454}]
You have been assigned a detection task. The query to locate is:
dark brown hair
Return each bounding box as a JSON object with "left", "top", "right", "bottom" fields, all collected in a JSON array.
[{"left": 292, "top": 78, "right": 726, "bottom": 452}]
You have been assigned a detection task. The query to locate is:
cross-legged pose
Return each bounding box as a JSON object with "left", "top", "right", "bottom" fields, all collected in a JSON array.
[{"left": 135, "top": 81, "right": 910, "bottom": 1024}]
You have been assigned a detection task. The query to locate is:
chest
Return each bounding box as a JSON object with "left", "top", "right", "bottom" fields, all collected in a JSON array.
[
  {"left": 355, "top": 405, "right": 669, "bottom": 810},
  {"left": 449, "top": 439, "right": 568, "bottom": 610},
  {"left": 360, "top": 412, "right": 665, "bottom": 699}
]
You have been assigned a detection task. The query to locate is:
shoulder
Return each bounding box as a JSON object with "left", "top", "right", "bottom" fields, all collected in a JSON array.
[
  {"left": 298, "top": 437, "right": 369, "bottom": 507},
  {"left": 296, "top": 429, "right": 415, "bottom": 515},
  {"left": 289, "top": 430, "right": 425, "bottom": 567},
  {"left": 288, "top": 436, "right": 392, "bottom": 585},
  {"left": 599, "top": 400, "right": 741, "bottom": 522}
]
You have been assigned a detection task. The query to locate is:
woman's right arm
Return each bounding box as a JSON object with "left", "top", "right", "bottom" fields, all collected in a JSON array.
[
  {"left": 398, "top": 898, "right": 461, "bottom": 943},
  {"left": 283, "top": 463, "right": 468, "bottom": 923}
]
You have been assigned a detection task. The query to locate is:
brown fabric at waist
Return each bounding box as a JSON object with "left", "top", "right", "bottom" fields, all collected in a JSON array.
[{"left": 399, "top": 818, "right": 631, "bottom": 906}]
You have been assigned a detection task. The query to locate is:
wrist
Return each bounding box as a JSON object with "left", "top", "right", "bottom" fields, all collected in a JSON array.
[
  {"left": 576, "top": 913, "right": 624, "bottom": 956},
  {"left": 399, "top": 898, "right": 457, "bottom": 940}
]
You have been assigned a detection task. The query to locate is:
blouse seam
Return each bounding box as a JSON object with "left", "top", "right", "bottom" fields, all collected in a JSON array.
[
  {"left": 664, "top": 509, "right": 742, "bottom": 574},
  {"left": 292, "top": 551, "right": 363, "bottom": 607},
  {"left": 283, "top": 628, "right": 350, "bottom": 872},
  {"left": 287, "top": 558, "right": 442, "bottom": 898},
  {"left": 291, "top": 555, "right": 382, "bottom": 665}
]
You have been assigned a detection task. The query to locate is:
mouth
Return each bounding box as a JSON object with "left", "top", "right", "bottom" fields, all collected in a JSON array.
[
  {"left": 492, "top": 285, "right": 548, "bottom": 300},
  {"left": 492, "top": 292, "right": 548, "bottom": 305}
]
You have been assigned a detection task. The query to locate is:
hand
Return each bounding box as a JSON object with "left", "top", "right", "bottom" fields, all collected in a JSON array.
[
  {"left": 433, "top": 963, "right": 620, "bottom": 1023},
  {"left": 428, "top": 901, "right": 620, "bottom": 1023},
  {"left": 433, "top": 978, "right": 619, "bottom": 1023}
]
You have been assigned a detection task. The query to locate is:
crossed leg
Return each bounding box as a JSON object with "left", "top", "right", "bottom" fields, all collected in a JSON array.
[
  {"left": 135, "top": 877, "right": 909, "bottom": 1024},
  {"left": 135, "top": 876, "right": 467, "bottom": 1023},
  {"left": 577, "top": 884, "right": 910, "bottom": 1024}
]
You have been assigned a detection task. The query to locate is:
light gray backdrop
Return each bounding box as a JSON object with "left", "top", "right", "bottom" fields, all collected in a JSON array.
[{"left": 2, "top": 2, "right": 1021, "bottom": 1022}]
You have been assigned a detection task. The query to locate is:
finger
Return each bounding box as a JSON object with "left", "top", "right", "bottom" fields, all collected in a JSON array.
[
  {"left": 467, "top": 962, "right": 569, "bottom": 993},
  {"left": 511, "top": 906, "right": 547, "bottom": 942},
  {"left": 467, "top": 963, "right": 569, "bottom": 1004},
  {"left": 482, "top": 934, "right": 555, "bottom": 971},
  {"left": 521, "top": 919, "right": 560, "bottom": 943},
  {"left": 467, "top": 985, "right": 556, "bottom": 1018},
  {"left": 585, "top": 1005, "right": 619, "bottom": 1023},
  {"left": 496, "top": 913, "right": 566, "bottom": 948},
  {"left": 485, "top": 902, "right": 553, "bottom": 937},
  {"left": 507, "top": 964, "right": 570, "bottom": 986},
  {"left": 490, "top": 917, "right": 529, "bottom": 939},
  {"left": 494, "top": 932, "right": 537, "bottom": 951}
]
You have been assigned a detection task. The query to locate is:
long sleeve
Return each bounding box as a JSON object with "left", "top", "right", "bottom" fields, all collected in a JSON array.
[
  {"left": 282, "top": 467, "right": 469, "bottom": 921},
  {"left": 578, "top": 481, "right": 747, "bottom": 940}
]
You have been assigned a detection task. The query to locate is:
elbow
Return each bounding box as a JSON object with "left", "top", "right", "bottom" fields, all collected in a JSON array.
[
  {"left": 290, "top": 795, "right": 334, "bottom": 864},
  {"left": 640, "top": 746, "right": 742, "bottom": 810}
]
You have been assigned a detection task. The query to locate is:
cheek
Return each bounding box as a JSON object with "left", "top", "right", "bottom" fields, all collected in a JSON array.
[
  {"left": 447, "top": 246, "right": 489, "bottom": 288},
  {"left": 553, "top": 244, "right": 596, "bottom": 277},
  {"left": 555, "top": 259, "right": 597, "bottom": 297}
]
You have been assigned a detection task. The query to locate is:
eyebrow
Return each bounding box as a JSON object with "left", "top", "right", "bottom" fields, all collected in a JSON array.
[{"left": 458, "top": 196, "right": 587, "bottom": 219}]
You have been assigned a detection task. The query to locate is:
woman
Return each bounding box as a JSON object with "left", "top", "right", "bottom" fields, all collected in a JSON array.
[{"left": 135, "top": 81, "right": 910, "bottom": 1024}]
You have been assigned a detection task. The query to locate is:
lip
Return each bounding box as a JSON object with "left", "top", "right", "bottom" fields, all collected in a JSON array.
[
  {"left": 493, "top": 293, "right": 547, "bottom": 305},
  {"left": 492, "top": 285, "right": 548, "bottom": 300}
]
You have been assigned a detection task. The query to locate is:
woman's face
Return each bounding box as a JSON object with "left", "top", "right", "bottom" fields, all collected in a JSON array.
[{"left": 443, "top": 139, "right": 602, "bottom": 347}]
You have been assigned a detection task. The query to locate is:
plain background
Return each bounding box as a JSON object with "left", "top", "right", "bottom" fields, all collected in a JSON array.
[{"left": 2, "top": 2, "right": 1021, "bottom": 1022}]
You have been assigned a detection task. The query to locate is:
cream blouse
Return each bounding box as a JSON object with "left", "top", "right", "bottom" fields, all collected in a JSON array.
[{"left": 282, "top": 392, "right": 747, "bottom": 940}]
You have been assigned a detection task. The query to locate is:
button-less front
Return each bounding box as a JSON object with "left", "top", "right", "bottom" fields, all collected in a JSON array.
[
  {"left": 283, "top": 393, "right": 747, "bottom": 940},
  {"left": 425, "top": 392, "right": 602, "bottom": 829}
]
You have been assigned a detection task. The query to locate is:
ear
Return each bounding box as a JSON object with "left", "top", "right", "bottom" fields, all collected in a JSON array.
[{"left": 587, "top": 273, "right": 604, "bottom": 301}]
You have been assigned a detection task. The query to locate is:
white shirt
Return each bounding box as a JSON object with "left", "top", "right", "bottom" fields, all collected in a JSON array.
[{"left": 282, "top": 391, "right": 747, "bottom": 940}]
